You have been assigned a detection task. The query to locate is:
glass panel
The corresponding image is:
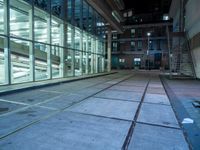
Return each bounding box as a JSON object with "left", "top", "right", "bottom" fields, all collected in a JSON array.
[
  {"left": 98, "top": 40, "right": 103, "bottom": 54},
  {"left": 131, "top": 29, "right": 135, "bottom": 37},
  {"left": 96, "top": 54, "right": 100, "bottom": 73},
  {"left": 88, "top": 6, "right": 93, "bottom": 33},
  {"left": 75, "top": 0, "right": 81, "bottom": 28},
  {"left": 34, "top": 7, "right": 49, "bottom": 43},
  {"left": 0, "top": 0, "right": 4, "bottom": 35},
  {"left": 83, "top": 1, "right": 88, "bottom": 31},
  {"left": 138, "top": 28, "right": 142, "bottom": 37},
  {"left": 75, "top": 28, "right": 81, "bottom": 50},
  {"left": 82, "top": 51, "right": 86, "bottom": 74},
  {"left": 67, "top": 25, "right": 72, "bottom": 48},
  {"left": 93, "top": 12, "right": 97, "bottom": 36},
  {"left": 83, "top": 32, "right": 87, "bottom": 52},
  {"left": 0, "top": 36, "right": 5, "bottom": 84},
  {"left": 131, "top": 41, "right": 135, "bottom": 50},
  {"left": 51, "top": 17, "right": 62, "bottom": 46},
  {"left": 10, "top": 38, "right": 31, "bottom": 83},
  {"left": 138, "top": 41, "right": 142, "bottom": 50},
  {"left": 52, "top": 45, "right": 61, "bottom": 78},
  {"left": 67, "top": 49, "right": 74, "bottom": 77},
  {"left": 23, "top": 0, "right": 32, "bottom": 4},
  {"left": 34, "top": 0, "right": 50, "bottom": 12},
  {"left": 34, "top": 42, "right": 48, "bottom": 81},
  {"left": 101, "top": 18, "right": 106, "bottom": 39},
  {"left": 51, "top": 0, "right": 66, "bottom": 19},
  {"left": 98, "top": 55, "right": 103, "bottom": 73},
  {"left": 82, "top": 32, "right": 87, "bottom": 74},
  {"left": 90, "top": 53, "right": 94, "bottom": 73},
  {"left": 10, "top": 1, "right": 31, "bottom": 39},
  {"left": 75, "top": 50, "right": 81, "bottom": 76},
  {"left": 96, "top": 13, "right": 102, "bottom": 37},
  {"left": 88, "top": 35, "right": 91, "bottom": 52},
  {"left": 88, "top": 52, "right": 91, "bottom": 74},
  {"left": 67, "top": 0, "right": 72, "bottom": 23},
  {"left": 94, "top": 53, "right": 97, "bottom": 73}
]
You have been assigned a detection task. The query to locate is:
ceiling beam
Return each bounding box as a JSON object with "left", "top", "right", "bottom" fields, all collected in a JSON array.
[{"left": 87, "top": 0, "right": 124, "bottom": 33}]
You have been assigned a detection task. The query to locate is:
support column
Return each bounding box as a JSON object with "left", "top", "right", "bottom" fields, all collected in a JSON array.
[
  {"left": 47, "top": 17, "right": 52, "bottom": 79},
  {"left": 71, "top": 27, "right": 75, "bottom": 76},
  {"left": 79, "top": 31, "right": 83, "bottom": 75},
  {"left": 29, "top": 7, "right": 35, "bottom": 82},
  {"left": 86, "top": 35, "right": 89, "bottom": 74},
  {"left": 59, "top": 23, "right": 67, "bottom": 78},
  {"left": 102, "top": 42, "right": 105, "bottom": 72},
  {"left": 4, "top": 0, "right": 11, "bottom": 84},
  {"left": 79, "top": 0, "right": 83, "bottom": 76},
  {"left": 95, "top": 39, "right": 98, "bottom": 73},
  {"left": 107, "top": 28, "right": 112, "bottom": 72},
  {"left": 91, "top": 36, "right": 94, "bottom": 74}
]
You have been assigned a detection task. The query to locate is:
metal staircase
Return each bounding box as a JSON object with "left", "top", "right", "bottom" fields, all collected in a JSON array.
[{"left": 167, "top": 30, "right": 196, "bottom": 78}]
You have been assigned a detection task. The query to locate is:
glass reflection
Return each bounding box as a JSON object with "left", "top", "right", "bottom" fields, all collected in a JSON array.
[
  {"left": 10, "top": 38, "right": 31, "bottom": 83},
  {"left": 0, "top": 36, "right": 5, "bottom": 84},
  {"left": 34, "top": 42, "right": 48, "bottom": 81},
  {"left": 0, "top": 0, "right": 107, "bottom": 85},
  {"left": 0, "top": 1, "right": 4, "bottom": 35},
  {"left": 10, "top": 1, "right": 31, "bottom": 39}
]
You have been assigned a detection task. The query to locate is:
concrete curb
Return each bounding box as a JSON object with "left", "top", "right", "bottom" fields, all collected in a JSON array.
[{"left": 0, "top": 72, "right": 117, "bottom": 96}]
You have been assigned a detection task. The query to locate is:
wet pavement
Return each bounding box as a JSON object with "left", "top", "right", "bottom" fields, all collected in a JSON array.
[
  {"left": 0, "top": 71, "right": 190, "bottom": 150},
  {"left": 162, "top": 77, "right": 200, "bottom": 150}
]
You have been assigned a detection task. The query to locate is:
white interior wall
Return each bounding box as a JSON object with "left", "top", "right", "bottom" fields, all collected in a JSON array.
[{"left": 185, "top": 0, "right": 200, "bottom": 78}]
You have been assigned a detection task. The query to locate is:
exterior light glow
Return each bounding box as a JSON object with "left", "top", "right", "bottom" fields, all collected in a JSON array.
[{"left": 147, "top": 32, "right": 151, "bottom": 36}]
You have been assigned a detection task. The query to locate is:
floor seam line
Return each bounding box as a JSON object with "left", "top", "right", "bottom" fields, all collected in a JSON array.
[
  {"left": 136, "top": 121, "right": 181, "bottom": 130},
  {"left": 67, "top": 110, "right": 132, "bottom": 122},
  {"left": 0, "top": 74, "right": 135, "bottom": 140},
  {"left": 122, "top": 76, "right": 151, "bottom": 150}
]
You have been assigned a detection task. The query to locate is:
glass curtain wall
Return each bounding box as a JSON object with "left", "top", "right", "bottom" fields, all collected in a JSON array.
[
  {"left": 0, "top": 0, "right": 6, "bottom": 84},
  {"left": 0, "top": 0, "right": 106, "bottom": 85},
  {"left": 74, "top": 28, "right": 81, "bottom": 76},
  {"left": 10, "top": 1, "right": 31, "bottom": 83},
  {"left": 0, "top": 36, "right": 5, "bottom": 84}
]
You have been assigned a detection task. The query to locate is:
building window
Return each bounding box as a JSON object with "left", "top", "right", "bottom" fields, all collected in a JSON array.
[
  {"left": 163, "top": 14, "right": 169, "bottom": 21},
  {"left": 112, "top": 42, "right": 118, "bottom": 51},
  {"left": 150, "top": 40, "right": 153, "bottom": 50},
  {"left": 157, "top": 40, "right": 161, "bottom": 50},
  {"left": 131, "top": 29, "right": 135, "bottom": 38},
  {"left": 138, "top": 41, "right": 142, "bottom": 50},
  {"left": 138, "top": 29, "right": 142, "bottom": 37},
  {"left": 131, "top": 41, "right": 135, "bottom": 50},
  {"left": 119, "top": 58, "right": 125, "bottom": 63},
  {"left": 123, "top": 12, "right": 128, "bottom": 17},
  {"left": 75, "top": 0, "right": 81, "bottom": 28},
  {"left": 112, "top": 34, "right": 118, "bottom": 40},
  {"left": 128, "top": 10, "right": 132, "bottom": 17}
]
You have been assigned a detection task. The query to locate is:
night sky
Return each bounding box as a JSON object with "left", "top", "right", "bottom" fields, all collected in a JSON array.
[{"left": 123, "top": 0, "right": 172, "bottom": 14}]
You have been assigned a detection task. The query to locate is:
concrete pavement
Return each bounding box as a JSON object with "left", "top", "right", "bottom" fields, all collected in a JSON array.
[{"left": 0, "top": 71, "right": 190, "bottom": 150}]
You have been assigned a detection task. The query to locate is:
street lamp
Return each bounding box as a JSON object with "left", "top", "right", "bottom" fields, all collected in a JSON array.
[{"left": 147, "top": 32, "right": 151, "bottom": 70}]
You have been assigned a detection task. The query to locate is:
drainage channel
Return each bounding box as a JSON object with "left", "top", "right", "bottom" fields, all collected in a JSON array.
[
  {"left": 0, "top": 74, "right": 134, "bottom": 140},
  {"left": 122, "top": 75, "right": 151, "bottom": 150}
]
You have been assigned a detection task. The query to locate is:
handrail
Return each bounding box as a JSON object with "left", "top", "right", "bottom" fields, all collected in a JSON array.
[{"left": 184, "top": 33, "right": 197, "bottom": 78}]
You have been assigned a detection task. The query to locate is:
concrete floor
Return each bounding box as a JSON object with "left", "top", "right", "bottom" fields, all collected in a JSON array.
[{"left": 0, "top": 71, "right": 190, "bottom": 150}]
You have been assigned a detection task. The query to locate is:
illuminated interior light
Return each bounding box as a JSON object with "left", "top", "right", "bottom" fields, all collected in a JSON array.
[
  {"left": 163, "top": 14, "right": 169, "bottom": 21},
  {"left": 35, "top": 60, "right": 48, "bottom": 66}
]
